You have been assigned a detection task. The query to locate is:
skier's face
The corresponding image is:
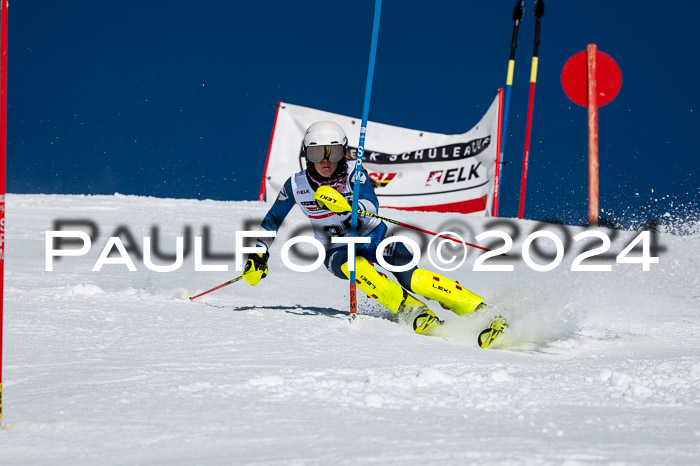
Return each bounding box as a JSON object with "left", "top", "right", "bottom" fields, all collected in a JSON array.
[{"left": 314, "top": 159, "right": 338, "bottom": 178}]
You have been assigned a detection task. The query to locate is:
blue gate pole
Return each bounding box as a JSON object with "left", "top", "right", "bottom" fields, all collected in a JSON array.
[
  {"left": 496, "top": 1, "right": 525, "bottom": 216},
  {"left": 349, "top": 0, "right": 382, "bottom": 322}
]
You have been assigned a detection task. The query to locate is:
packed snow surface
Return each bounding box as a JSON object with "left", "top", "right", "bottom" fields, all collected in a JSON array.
[{"left": 1, "top": 194, "right": 699, "bottom": 465}]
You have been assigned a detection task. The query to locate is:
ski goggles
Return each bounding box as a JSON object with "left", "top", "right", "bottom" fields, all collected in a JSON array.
[{"left": 305, "top": 144, "right": 345, "bottom": 164}]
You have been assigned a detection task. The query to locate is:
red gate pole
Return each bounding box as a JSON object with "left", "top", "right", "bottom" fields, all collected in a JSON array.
[
  {"left": 518, "top": 70, "right": 537, "bottom": 219},
  {"left": 492, "top": 88, "right": 504, "bottom": 216},
  {"left": 587, "top": 44, "right": 599, "bottom": 227},
  {"left": 0, "top": 0, "right": 8, "bottom": 421},
  {"left": 562, "top": 47, "right": 621, "bottom": 226},
  {"left": 517, "top": 0, "right": 544, "bottom": 219}
]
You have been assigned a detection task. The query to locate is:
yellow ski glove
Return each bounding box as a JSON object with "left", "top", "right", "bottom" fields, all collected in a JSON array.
[
  {"left": 313, "top": 186, "right": 352, "bottom": 213},
  {"left": 243, "top": 251, "right": 269, "bottom": 286}
]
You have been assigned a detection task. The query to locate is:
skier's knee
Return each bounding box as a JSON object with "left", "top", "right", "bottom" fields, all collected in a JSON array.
[
  {"left": 325, "top": 248, "right": 350, "bottom": 280},
  {"left": 410, "top": 268, "right": 484, "bottom": 315},
  {"left": 341, "top": 257, "right": 405, "bottom": 313}
]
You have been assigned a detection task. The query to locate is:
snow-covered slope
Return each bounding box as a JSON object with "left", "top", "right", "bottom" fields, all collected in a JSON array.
[{"left": 1, "top": 194, "right": 699, "bottom": 465}]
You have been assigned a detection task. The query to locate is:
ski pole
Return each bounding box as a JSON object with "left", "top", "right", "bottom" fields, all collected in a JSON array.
[
  {"left": 189, "top": 276, "right": 244, "bottom": 301},
  {"left": 518, "top": 0, "right": 544, "bottom": 219},
  {"left": 357, "top": 209, "right": 494, "bottom": 253}
]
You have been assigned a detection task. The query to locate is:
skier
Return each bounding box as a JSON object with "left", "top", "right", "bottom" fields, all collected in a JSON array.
[{"left": 243, "top": 121, "right": 507, "bottom": 347}]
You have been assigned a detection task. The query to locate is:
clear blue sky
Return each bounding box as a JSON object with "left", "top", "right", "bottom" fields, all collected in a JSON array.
[{"left": 8, "top": 1, "right": 699, "bottom": 226}]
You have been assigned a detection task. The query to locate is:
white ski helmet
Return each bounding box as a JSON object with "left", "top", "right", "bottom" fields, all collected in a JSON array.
[{"left": 303, "top": 121, "right": 348, "bottom": 160}]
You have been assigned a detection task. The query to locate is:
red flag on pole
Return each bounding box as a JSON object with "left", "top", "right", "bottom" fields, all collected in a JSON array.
[{"left": 561, "top": 45, "right": 622, "bottom": 226}]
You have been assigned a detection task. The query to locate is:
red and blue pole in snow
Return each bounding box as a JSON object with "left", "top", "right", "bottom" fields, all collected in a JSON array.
[
  {"left": 349, "top": 0, "right": 382, "bottom": 323},
  {"left": 518, "top": 0, "right": 544, "bottom": 219},
  {"left": 495, "top": 1, "right": 525, "bottom": 217}
]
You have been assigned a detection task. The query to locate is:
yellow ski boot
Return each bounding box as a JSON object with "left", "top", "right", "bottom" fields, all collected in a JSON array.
[
  {"left": 477, "top": 316, "right": 509, "bottom": 348},
  {"left": 398, "top": 292, "right": 444, "bottom": 335}
]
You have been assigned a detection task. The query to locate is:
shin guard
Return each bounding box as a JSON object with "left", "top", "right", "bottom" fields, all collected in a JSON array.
[
  {"left": 342, "top": 259, "right": 443, "bottom": 334},
  {"left": 410, "top": 268, "right": 484, "bottom": 315},
  {"left": 342, "top": 257, "right": 406, "bottom": 314}
]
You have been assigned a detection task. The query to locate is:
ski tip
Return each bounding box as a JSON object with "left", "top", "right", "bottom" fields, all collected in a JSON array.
[{"left": 188, "top": 295, "right": 194, "bottom": 300}]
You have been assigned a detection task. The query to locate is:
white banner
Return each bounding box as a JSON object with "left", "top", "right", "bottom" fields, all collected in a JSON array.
[{"left": 260, "top": 93, "right": 502, "bottom": 215}]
